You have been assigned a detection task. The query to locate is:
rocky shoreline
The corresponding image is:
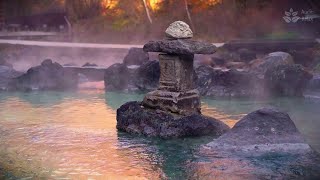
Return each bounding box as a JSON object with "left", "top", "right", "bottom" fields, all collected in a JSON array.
[{"left": 0, "top": 45, "right": 319, "bottom": 98}]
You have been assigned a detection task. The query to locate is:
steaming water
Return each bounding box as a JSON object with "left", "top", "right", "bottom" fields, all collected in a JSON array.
[{"left": 0, "top": 90, "right": 319, "bottom": 179}]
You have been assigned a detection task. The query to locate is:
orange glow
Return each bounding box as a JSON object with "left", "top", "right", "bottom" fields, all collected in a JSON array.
[
  {"left": 101, "top": 0, "right": 118, "bottom": 10},
  {"left": 207, "top": 0, "right": 222, "bottom": 6},
  {"left": 148, "top": 0, "right": 162, "bottom": 11}
]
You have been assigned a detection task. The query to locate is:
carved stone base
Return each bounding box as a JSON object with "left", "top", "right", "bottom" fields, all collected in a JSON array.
[{"left": 142, "top": 89, "right": 201, "bottom": 115}]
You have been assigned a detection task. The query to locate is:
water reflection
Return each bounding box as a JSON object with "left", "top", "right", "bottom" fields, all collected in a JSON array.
[{"left": 0, "top": 91, "right": 319, "bottom": 179}]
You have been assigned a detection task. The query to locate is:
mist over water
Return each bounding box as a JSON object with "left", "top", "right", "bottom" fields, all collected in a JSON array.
[{"left": 2, "top": 45, "right": 130, "bottom": 72}]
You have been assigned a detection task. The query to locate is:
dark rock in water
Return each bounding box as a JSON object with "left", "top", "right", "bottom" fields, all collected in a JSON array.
[
  {"left": 10, "top": 59, "right": 78, "bottom": 91},
  {"left": 133, "top": 60, "right": 160, "bottom": 91},
  {"left": 238, "top": 48, "right": 256, "bottom": 63},
  {"left": 116, "top": 101, "right": 230, "bottom": 138},
  {"left": 82, "top": 62, "right": 98, "bottom": 67},
  {"left": 188, "top": 108, "right": 320, "bottom": 179},
  {"left": 265, "top": 64, "right": 313, "bottom": 96},
  {"left": 211, "top": 108, "right": 305, "bottom": 146},
  {"left": 0, "top": 65, "right": 23, "bottom": 90},
  {"left": 104, "top": 63, "right": 130, "bottom": 91},
  {"left": 251, "top": 52, "right": 294, "bottom": 76},
  {"left": 143, "top": 39, "right": 216, "bottom": 55},
  {"left": 195, "top": 65, "right": 261, "bottom": 97},
  {"left": 123, "top": 48, "right": 149, "bottom": 66}
]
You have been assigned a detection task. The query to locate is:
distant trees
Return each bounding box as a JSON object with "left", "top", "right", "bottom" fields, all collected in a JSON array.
[{"left": 65, "top": 0, "right": 102, "bottom": 21}]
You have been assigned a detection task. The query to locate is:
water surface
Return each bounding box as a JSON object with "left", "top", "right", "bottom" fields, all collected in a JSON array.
[{"left": 0, "top": 90, "right": 319, "bottom": 179}]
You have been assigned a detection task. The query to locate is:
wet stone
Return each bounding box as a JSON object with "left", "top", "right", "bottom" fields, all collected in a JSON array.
[{"left": 143, "top": 39, "right": 216, "bottom": 55}]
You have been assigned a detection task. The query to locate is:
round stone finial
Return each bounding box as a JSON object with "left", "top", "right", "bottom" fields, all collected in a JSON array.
[{"left": 165, "top": 21, "right": 193, "bottom": 39}]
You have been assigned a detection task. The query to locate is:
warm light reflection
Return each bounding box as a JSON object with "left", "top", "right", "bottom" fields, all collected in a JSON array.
[
  {"left": 201, "top": 104, "right": 243, "bottom": 128},
  {"left": 0, "top": 95, "right": 162, "bottom": 179}
]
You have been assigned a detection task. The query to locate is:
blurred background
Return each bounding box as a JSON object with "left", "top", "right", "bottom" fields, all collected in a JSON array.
[{"left": 0, "top": 0, "right": 319, "bottom": 43}]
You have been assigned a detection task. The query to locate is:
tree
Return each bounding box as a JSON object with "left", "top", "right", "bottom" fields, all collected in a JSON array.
[
  {"left": 184, "top": 0, "right": 195, "bottom": 33},
  {"left": 142, "top": 0, "right": 153, "bottom": 24}
]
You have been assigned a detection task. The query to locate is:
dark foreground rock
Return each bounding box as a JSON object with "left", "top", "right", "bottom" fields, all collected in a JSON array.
[
  {"left": 116, "top": 101, "right": 230, "bottom": 138},
  {"left": 265, "top": 64, "right": 313, "bottom": 96},
  {"left": 188, "top": 108, "right": 320, "bottom": 179},
  {"left": 10, "top": 59, "right": 78, "bottom": 91},
  {"left": 123, "top": 48, "right": 149, "bottom": 66},
  {"left": 143, "top": 39, "right": 216, "bottom": 55}
]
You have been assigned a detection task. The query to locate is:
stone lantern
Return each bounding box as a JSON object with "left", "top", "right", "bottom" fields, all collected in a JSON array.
[
  {"left": 116, "top": 21, "right": 229, "bottom": 138},
  {"left": 142, "top": 21, "right": 216, "bottom": 115}
]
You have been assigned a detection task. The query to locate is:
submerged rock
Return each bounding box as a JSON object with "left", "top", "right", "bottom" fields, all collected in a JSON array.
[
  {"left": 123, "top": 48, "right": 149, "bottom": 66},
  {"left": 265, "top": 64, "right": 313, "bottom": 96},
  {"left": 143, "top": 39, "right": 216, "bottom": 55},
  {"left": 165, "top": 21, "right": 193, "bottom": 39},
  {"left": 188, "top": 108, "right": 320, "bottom": 179},
  {"left": 10, "top": 59, "right": 78, "bottom": 91},
  {"left": 116, "top": 101, "right": 230, "bottom": 138}
]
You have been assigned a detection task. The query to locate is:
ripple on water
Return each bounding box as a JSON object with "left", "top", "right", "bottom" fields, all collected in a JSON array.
[{"left": 0, "top": 91, "right": 319, "bottom": 179}]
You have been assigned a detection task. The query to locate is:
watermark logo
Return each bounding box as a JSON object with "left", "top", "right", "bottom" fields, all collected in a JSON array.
[{"left": 283, "top": 8, "right": 320, "bottom": 23}]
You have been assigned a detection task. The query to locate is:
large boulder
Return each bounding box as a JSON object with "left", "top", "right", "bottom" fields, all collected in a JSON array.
[
  {"left": 133, "top": 60, "right": 160, "bottom": 91},
  {"left": 264, "top": 64, "right": 313, "bottom": 96},
  {"left": 116, "top": 101, "right": 230, "bottom": 138},
  {"left": 123, "top": 48, "right": 149, "bottom": 66},
  {"left": 189, "top": 108, "right": 320, "bottom": 179},
  {"left": 104, "top": 63, "right": 131, "bottom": 91},
  {"left": 209, "top": 108, "right": 305, "bottom": 146},
  {"left": 251, "top": 52, "right": 294, "bottom": 75},
  {"left": 195, "top": 65, "right": 261, "bottom": 97},
  {"left": 10, "top": 59, "right": 78, "bottom": 91},
  {"left": 0, "top": 65, "right": 22, "bottom": 90}
]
